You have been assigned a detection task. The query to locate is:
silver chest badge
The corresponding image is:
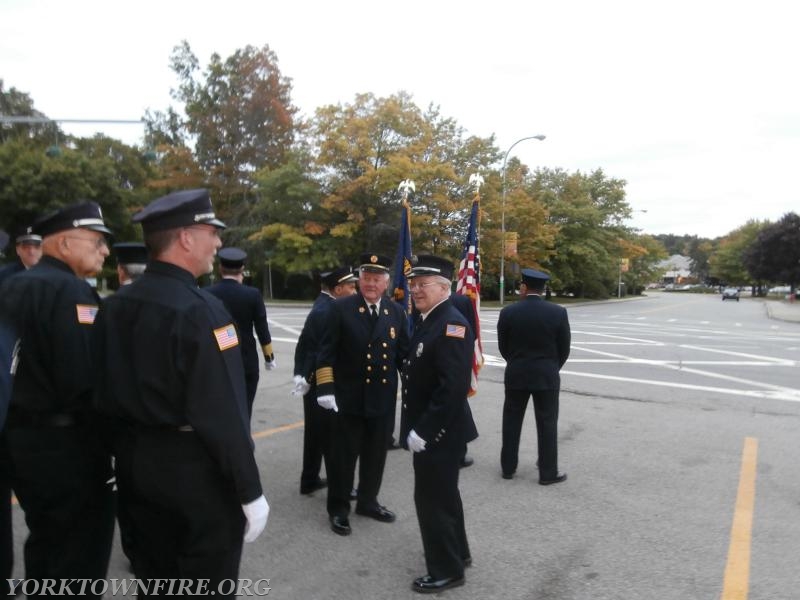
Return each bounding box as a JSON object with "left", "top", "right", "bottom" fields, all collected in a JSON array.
[{"left": 416, "top": 342, "right": 424, "bottom": 357}]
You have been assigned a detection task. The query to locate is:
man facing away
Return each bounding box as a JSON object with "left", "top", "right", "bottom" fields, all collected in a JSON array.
[
  {"left": 293, "top": 267, "right": 358, "bottom": 495},
  {"left": 315, "top": 253, "right": 410, "bottom": 536},
  {"left": 497, "top": 268, "right": 571, "bottom": 484},
  {"left": 0, "top": 203, "right": 115, "bottom": 594},
  {"left": 112, "top": 242, "right": 148, "bottom": 286},
  {"left": 205, "top": 247, "right": 276, "bottom": 418},
  {"left": 93, "top": 189, "right": 268, "bottom": 595}
]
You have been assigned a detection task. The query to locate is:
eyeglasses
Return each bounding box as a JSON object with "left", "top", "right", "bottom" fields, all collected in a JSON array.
[
  {"left": 184, "top": 225, "right": 221, "bottom": 239},
  {"left": 409, "top": 281, "right": 442, "bottom": 291},
  {"left": 65, "top": 235, "right": 108, "bottom": 249}
]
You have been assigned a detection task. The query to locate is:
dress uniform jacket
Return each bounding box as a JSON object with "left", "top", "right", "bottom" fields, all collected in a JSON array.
[
  {"left": 205, "top": 278, "right": 272, "bottom": 415},
  {"left": 316, "top": 293, "right": 409, "bottom": 417},
  {"left": 400, "top": 298, "right": 476, "bottom": 581},
  {"left": 205, "top": 278, "right": 272, "bottom": 376},
  {"left": 293, "top": 292, "right": 335, "bottom": 487},
  {"left": 315, "top": 293, "right": 409, "bottom": 517},
  {"left": 0, "top": 255, "right": 114, "bottom": 590},
  {"left": 294, "top": 292, "right": 334, "bottom": 384},
  {"left": 400, "top": 299, "right": 477, "bottom": 453},
  {"left": 93, "top": 260, "right": 263, "bottom": 587},
  {"left": 497, "top": 295, "right": 571, "bottom": 390}
]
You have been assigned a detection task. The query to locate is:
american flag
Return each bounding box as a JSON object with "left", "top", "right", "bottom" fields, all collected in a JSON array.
[
  {"left": 75, "top": 304, "right": 98, "bottom": 325},
  {"left": 213, "top": 324, "right": 240, "bottom": 351},
  {"left": 456, "top": 196, "right": 484, "bottom": 396}
]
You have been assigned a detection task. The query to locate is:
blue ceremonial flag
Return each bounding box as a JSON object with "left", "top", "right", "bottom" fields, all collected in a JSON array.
[{"left": 392, "top": 198, "right": 413, "bottom": 333}]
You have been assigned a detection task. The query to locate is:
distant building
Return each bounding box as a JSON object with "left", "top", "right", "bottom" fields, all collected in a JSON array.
[{"left": 657, "top": 255, "right": 692, "bottom": 285}]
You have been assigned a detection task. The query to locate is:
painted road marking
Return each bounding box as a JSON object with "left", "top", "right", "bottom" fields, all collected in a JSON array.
[{"left": 721, "top": 437, "right": 757, "bottom": 600}]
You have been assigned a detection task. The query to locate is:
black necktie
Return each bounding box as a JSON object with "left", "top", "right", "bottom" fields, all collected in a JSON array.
[{"left": 370, "top": 304, "right": 378, "bottom": 323}]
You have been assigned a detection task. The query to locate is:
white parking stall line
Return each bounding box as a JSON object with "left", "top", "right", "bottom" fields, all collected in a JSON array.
[
  {"left": 678, "top": 344, "right": 796, "bottom": 366},
  {"left": 571, "top": 331, "right": 664, "bottom": 345},
  {"left": 568, "top": 345, "right": 800, "bottom": 397},
  {"left": 560, "top": 371, "right": 800, "bottom": 403}
]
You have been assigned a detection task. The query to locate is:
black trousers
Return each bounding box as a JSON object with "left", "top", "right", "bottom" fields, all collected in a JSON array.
[
  {"left": 327, "top": 412, "right": 388, "bottom": 518},
  {"left": 0, "top": 433, "right": 13, "bottom": 596},
  {"left": 6, "top": 422, "right": 115, "bottom": 596},
  {"left": 244, "top": 370, "right": 259, "bottom": 418},
  {"left": 501, "top": 387, "right": 560, "bottom": 479},
  {"left": 116, "top": 429, "right": 245, "bottom": 598},
  {"left": 413, "top": 436, "right": 470, "bottom": 580},
  {"left": 300, "top": 390, "right": 330, "bottom": 486}
]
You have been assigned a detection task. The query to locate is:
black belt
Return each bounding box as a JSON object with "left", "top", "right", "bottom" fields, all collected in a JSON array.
[{"left": 6, "top": 409, "right": 82, "bottom": 428}]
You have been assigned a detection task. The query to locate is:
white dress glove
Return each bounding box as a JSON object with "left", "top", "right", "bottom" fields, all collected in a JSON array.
[
  {"left": 317, "top": 394, "right": 339, "bottom": 412},
  {"left": 242, "top": 494, "right": 270, "bottom": 543},
  {"left": 265, "top": 357, "right": 277, "bottom": 370},
  {"left": 292, "top": 375, "right": 311, "bottom": 396},
  {"left": 407, "top": 429, "right": 427, "bottom": 453}
]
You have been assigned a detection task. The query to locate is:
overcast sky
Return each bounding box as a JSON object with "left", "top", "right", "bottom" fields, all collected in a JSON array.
[{"left": 2, "top": 0, "right": 798, "bottom": 238}]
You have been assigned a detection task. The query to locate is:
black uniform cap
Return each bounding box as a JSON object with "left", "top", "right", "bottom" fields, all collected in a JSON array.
[
  {"left": 321, "top": 266, "right": 358, "bottom": 288},
  {"left": 133, "top": 189, "right": 226, "bottom": 234},
  {"left": 14, "top": 225, "right": 42, "bottom": 245},
  {"left": 359, "top": 253, "right": 392, "bottom": 273},
  {"left": 521, "top": 268, "right": 551, "bottom": 287},
  {"left": 408, "top": 254, "right": 455, "bottom": 280},
  {"left": 32, "top": 201, "right": 112, "bottom": 237},
  {"left": 218, "top": 247, "right": 247, "bottom": 269},
  {"left": 113, "top": 242, "right": 148, "bottom": 265}
]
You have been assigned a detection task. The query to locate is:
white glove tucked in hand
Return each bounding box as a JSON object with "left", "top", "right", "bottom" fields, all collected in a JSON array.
[
  {"left": 407, "top": 429, "right": 427, "bottom": 453},
  {"left": 264, "top": 357, "right": 277, "bottom": 370},
  {"left": 242, "top": 494, "right": 270, "bottom": 543},
  {"left": 291, "top": 375, "right": 311, "bottom": 396},
  {"left": 317, "top": 394, "right": 339, "bottom": 412}
]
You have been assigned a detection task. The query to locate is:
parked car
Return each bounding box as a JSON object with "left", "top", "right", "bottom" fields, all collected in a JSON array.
[{"left": 722, "top": 287, "right": 740, "bottom": 301}]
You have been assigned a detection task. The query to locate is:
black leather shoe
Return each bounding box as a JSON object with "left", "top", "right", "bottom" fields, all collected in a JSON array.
[
  {"left": 355, "top": 504, "right": 396, "bottom": 523},
  {"left": 411, "top": 575, "right": 465, "bottom": 594},
  {"left": 539, "top": 472, "right": 567, "bottom": 485},
  {"left": 300, "top": 478, "right": 327, "bottom": 495},
  {"left": 459, "top": 456, "right": 474, "bottom": 468},
  {"left": 329, "top": 515, "right": 351, "bottom": 536},
  {"left": 501, "top": 471, "right": 514, "bottom": 480}
]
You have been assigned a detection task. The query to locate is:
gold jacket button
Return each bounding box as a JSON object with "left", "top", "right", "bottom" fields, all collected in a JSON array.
[
  {"left": 367, "top": 366, "right": 372, "bottom": 372},
  {"left": 382, "top": 379, "right": 387, "bottom": 383},
  {"left": 366, "top": 378, "right": 371, "bottom": 383},
  {"left": 366, "top": 354, "right": 372, "bottom": 359}
]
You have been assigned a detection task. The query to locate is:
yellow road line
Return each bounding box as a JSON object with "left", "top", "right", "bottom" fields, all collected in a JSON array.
[
  {"left": 252, "top": 420, "right": 304, "bottom": 439},
  {"left": 720, "top": 436, "right": 758, "bottom": 600}
]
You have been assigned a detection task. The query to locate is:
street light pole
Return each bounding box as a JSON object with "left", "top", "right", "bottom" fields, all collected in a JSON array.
[{"left": 499, "top": 134, "right": 546, "bottom": 305}]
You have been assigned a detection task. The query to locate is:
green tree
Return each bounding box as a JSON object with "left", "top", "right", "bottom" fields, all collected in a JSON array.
[
  {"left": 743, "top": 213, "right": 800, "bottom": 292},
  {"left": 537, "top": 168, "right": 631, "bottom": 298},
  {"left": 708, "top": 220, "right": 768, "bottom": 287},
  {"left": 309, "top": 92, "right": 496, "bottom": 266},
  {"left": 145, "top": 41, "right": 299, "bottom": 220},
  {"left": 0, "top": 80, "right": 53, "bottom": 144}
]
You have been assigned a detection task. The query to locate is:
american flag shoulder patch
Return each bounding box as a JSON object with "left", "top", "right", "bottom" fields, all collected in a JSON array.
[
  {"left": 445, "top": 323, "right": 466, "bottom": 339},
  {"left": 76, "top": 304, "right": 98, "bottom": 325},
  {"left": 213, "top": 324, "right": 240, "bottom": 351}
]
